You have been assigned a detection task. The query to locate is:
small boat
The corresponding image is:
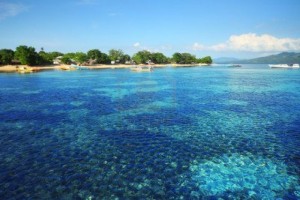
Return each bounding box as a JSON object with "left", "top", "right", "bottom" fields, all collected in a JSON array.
[
  {"left": 73, "top": 65, "right": 89, "bottom": 70},
  {"left": 130, "top": 66, "right": 153, "bottom": 72},
  {"left": 228, "top": 64, "right": 242, "bottom": 68},
  {"left": 16, "top": 66, "right": 34, "bottom": 73},
  {"left": 60, "top": 65, "right": 76, "bottom": 71},
  {"left": 269, "top": 64, "right": 299, "bottom": 69}
]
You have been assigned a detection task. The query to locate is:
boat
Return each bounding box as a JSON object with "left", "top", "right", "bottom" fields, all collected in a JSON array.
[
  {"left": 269, "top": 64, "right": 299, "bottom": 69},
  {"left": 59, "top": 65, "right": 76, "bottom": 71},
  {"left": 16, "top": 66, "right": 34, "bottom": 73},
  {"left": 72, "top": 65, "right": 89, "bottom": 70},
  {"left": 130, "top": 66, "right": 153, "bottom": 72},
  {"left": 228, "top": 64, "right": 242, "bottom": 68}
]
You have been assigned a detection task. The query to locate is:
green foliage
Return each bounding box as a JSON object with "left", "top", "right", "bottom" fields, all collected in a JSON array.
[
  {"left": 172, "top": 52, "right": 196, "bottom": 64},
  {"left": 132, "top": 50, "right": 152, "bottom": 64},
  {"left": 123, "top": 54, "right": 131, "bottom": 62},
  {"left": 87, "top": 49, "right": 111, "bottom": 64},
  {"left": 99, "top": 52, "right": 111, "bottom": 64},
  {"left": 0, "top": 49, "right": 14, "bottom": 65},
  {"left": 109, "top": 49, "right": 124, "bottom": 63},
  {"left": 87, "top": 49, "right": 101, "bottom": 61},
  {"left": 61, "top": 53, "right": 75, "bottom": 64},
  {"left": 61, "top": 57, "right": 72, "bottom": 65},
  {"left": 197, "top": 56, "right": 212, "bottom": 64},
  {"left": 38, "top": 51, "right": 52, "bottom": 65},
  {"left": 151, "top": 52, "right": 169, "bottom": 64},
  {"left": 14, "top": 45, "right": 39, "bottom": 66},
  {"left": 172, "top": 52, "right": 183, "bottom": 63},
  {"left": 74, "top": 52, "right": 88, "bottom": 64},
  {"left": 61, "top": 52, "right": 88, "bottom": 65},
  {"left": 49, "top": 52, "right": 63, "bottom": 60},
  {"left": 181, "top": 53, "right": 197, "bottom": 64},
  {"left": 8, "top": 45, "right": 213, "bottom": 66}
]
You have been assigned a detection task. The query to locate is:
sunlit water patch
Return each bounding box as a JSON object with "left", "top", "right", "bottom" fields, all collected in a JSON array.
[{"left": 190, "top": 153, "right": 300, "bottom": 199}]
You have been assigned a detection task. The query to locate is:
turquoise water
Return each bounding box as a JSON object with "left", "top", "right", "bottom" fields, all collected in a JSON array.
[{"left": 0, "top": 65, "right": 300, "bottom": 199}]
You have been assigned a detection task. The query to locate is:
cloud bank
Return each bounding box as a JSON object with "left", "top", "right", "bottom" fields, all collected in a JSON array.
[
  {"left": 193, "top": 33, "right": 300, "bottom": 52},
  {"left": 0, "top": 2, "right": 27, "bottom": 20}
]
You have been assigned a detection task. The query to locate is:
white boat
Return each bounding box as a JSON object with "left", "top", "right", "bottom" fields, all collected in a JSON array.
[
  {"left": 130, "top": 66, "right": 153, "bottom": 72},
  {"left": 269, "top": 64, "right": 299, "bottom": 69},
  {"left": 269, "top": 64, "right": 289, "bottom": 68}
]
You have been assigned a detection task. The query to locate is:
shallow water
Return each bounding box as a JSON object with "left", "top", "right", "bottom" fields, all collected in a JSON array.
[{"left": 0, "top": 65, "right": 300, "bottom": 199}]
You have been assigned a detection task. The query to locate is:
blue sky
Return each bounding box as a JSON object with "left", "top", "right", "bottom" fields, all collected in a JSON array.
[{"left": 0, "top": 0, "right": 300, "bottom": 59}]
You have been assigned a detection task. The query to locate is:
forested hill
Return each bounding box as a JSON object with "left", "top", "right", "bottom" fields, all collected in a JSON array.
[{"left": 233, "top": 52, "right": 300, "bottom": 64}]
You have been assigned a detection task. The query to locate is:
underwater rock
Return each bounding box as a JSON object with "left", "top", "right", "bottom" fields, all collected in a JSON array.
[{"left": 190, "top": 153, "right": 299, "bottom": 199}]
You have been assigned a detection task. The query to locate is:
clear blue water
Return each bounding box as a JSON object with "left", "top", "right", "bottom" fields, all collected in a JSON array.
[{"left": 0, "top": 65, "right": 300, "bottom": 199}]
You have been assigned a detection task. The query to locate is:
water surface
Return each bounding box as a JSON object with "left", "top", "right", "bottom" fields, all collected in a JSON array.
[{"left": 0, "top": 65, "right": 299, "bottom": 199}]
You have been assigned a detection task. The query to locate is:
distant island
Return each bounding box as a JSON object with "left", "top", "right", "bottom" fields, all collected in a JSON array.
[
  {"left": 0, "top": 45, "right": 212, "bottom": 67},
  {"left": 214, "top": 52, "right": 300, "bottom": 64}
]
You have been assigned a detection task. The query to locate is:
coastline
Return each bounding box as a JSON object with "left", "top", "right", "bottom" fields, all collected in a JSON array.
[{"left": 0, "top": 63, "right": 209, "bottom": 73}]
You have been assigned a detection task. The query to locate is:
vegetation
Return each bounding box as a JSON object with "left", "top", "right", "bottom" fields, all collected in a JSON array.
[
  {"left": 198, "top": 56, "right": 213, "bottom": 64},
  {"left": 0, "top": 45, "right": 213, "bottom": 66},
  {"left": 14, "top": 46, "right": 39, "bottom": 66},
  {"left": 132, "top": 50, "right": 152, "bottom": 64},
  {"left": 87, "top": 49, "right": 111, "bottom": 64},
  {"left": 0, "top": 49, "right": 14, "bottom": 65},
  {"left": 108, "top": 49, "right": 130, "bottom": 64},
  {"left": 38, "top": 51, "right": 63, "bottom": 65}
]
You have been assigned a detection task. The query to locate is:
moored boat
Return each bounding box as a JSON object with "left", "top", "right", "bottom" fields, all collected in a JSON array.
[
  {"left": 269, "top": 64, "right": 299, "bottom": 69},
  {"left": 130, "top": 66, "right": 153, "bottom": 72},
  {"left": 228, "top": 64, "right": 242, "bottom": 68},
  {"left": 60, "top": 65, "right": 77, "bottom": 71},
  {"left": 16, "top": 66, "right": 34, "bottom": 73}
]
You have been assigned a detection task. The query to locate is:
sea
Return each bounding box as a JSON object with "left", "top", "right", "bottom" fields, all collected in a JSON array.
[{"left": 0, "top": 64, "right": 299, "bottom": 199}]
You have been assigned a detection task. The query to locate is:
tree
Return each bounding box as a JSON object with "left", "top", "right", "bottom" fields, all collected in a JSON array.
[
  {"left": 0, "top": 49, "right": 14, "bottom": 65},
  {"left": 181, "top": 53, "right": 196, "bottom": 64},
  {"left": 61, "top": 53, "right": 75, "bottom": 64},
  {"left": 123, "top": 54, "right": 131, "bottom": 63},
  {"left": 74, "top": 52, "right": 88, "bottom": 65},
  {"left": 151, "top": 52, "right": 168, "bottom": 64},
  {"left": 87, "top": 49, "right": 101, "bottom": 62},
  {"left": 198, "top": 56, "right": 212, "bottom": 64},
  {"left": 109, "top": 49, "right": 124, "bottom": 63},
  {"left": 38, "top": 51, "right": 52, "bottom": 65},
  {"left": 14, "top": 45, "right": 39, "bottom": 66},
  {"left": 99, "top": 52, "right": 111, "bottom": 64},
  {"left": 172, "top": 52, "right": 183, "bottom": 64},
  {"left": 132, "top": 50, "right": 152, "bottom": 64}
]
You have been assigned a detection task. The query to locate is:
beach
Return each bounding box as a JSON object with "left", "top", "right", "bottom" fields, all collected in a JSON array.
[{"left": 0, "top": 63, "right": 209, "bottom": 73}]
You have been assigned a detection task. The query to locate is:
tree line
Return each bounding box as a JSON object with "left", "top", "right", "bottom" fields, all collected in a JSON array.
[{"left": 0, "top": 45, "right": 212, "bottom": 66}]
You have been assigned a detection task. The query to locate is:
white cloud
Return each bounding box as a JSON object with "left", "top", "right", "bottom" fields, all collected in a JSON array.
[
  {"left": 192, "top": 42, "right": 205, "bottom": 51},
  {"left": 193, "top": 33, "right": 300, "bottom": 52},
  {"left": 0, "top": 2, "right": 27, "bottom": 20},
  {"left": 133, "top": 42, "right": 140, "bottom": 47}
]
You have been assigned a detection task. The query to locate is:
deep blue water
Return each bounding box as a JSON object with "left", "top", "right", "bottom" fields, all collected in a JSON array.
[{"left": 0, "top": 65, "right": 300, "bottom": 199}]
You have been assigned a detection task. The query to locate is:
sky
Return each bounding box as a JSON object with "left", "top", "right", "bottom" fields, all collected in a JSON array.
[{"left": 0, "top": 0, "right": 300, "bottom": 59}]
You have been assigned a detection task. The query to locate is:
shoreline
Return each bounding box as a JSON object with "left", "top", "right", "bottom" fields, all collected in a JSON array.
[{"left": 0, "top": 63, "right": 209, "bottom": 73}]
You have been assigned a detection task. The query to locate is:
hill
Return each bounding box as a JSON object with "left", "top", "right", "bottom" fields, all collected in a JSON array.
[{"left": 228, "top": 52, "right": 300, "bottom": 64}]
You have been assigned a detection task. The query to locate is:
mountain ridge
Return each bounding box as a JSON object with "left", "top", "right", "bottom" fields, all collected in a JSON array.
[{"left": 214, "top": 52, "right": 300, "bottom": 64}]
